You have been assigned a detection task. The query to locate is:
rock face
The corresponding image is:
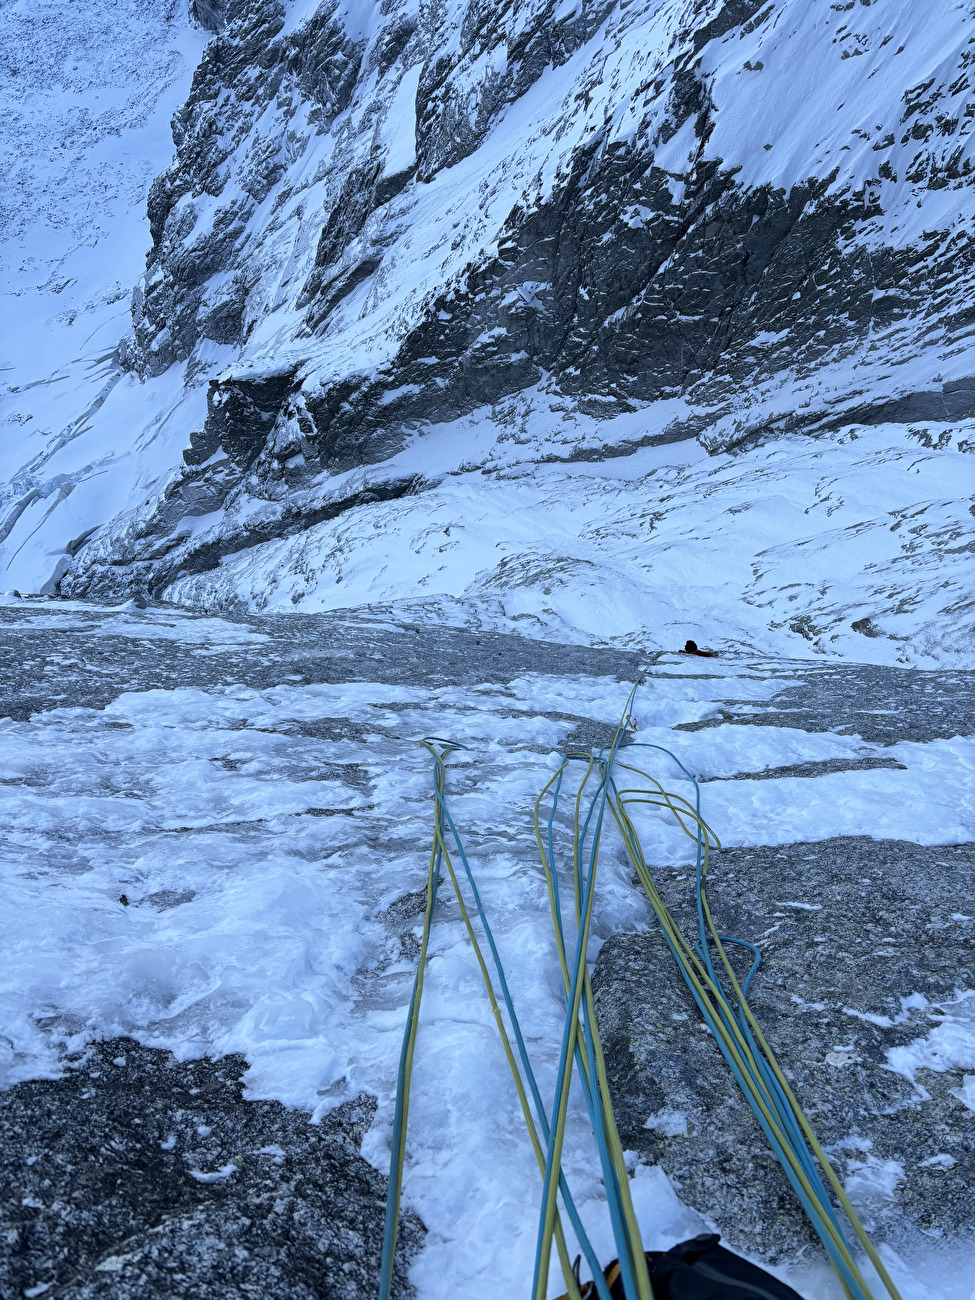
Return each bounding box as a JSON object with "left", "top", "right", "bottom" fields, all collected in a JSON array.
[
  {"left": 591, "top": 653, "right": 975, "bottom": 1263},
  {"left": 0, "top": 598, "right": 643, "bottom": 720},
  {"left": 0, "top": 1038, "right": 423, "bottom": 1299},
  {"left": 594, "top": 840, "right": 975, "bottom": 1262},
  {"left": 26, "top": 0, "right": 972, "bottom": 608}
]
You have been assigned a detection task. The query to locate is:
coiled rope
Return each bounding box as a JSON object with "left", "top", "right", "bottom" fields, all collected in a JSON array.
[{"left": 379, "top": 673, "right": 903, "bottom": 1300}]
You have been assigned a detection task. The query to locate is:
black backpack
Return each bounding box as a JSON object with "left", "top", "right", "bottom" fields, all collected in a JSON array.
[{"left": 562, "top": 1234, "right": 805, "bottom": 1300}]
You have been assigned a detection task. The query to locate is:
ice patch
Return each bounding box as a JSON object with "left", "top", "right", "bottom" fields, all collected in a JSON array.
[
  {"left": 844, "top": 1156, "right": 906, "bottom": 1207},
  {"left": 0, "top": 640, "right": 971, "bottom": 1298},
  {"left": 843, "top": 992, "right": 929, "bottom": 1029},
  {"left": 884, "top": 991, "right": 975, "bottom": 1101},
  {"left": 950, "top": 1075, "right": 975, "bottom": 1113},
  {"left": 643, "top": 1109, "right": 688, "bottom": 1137}
]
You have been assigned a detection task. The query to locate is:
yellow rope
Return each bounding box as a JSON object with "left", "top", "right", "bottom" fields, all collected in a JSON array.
[
  {"left": 387, "top": 666, "right": 902, "bottom": 1300},
  {"left": 607, "top": 753, "right": 902, "bottom": 1300}
]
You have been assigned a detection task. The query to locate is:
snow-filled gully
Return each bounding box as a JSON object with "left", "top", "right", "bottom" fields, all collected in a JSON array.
[{"left": 1, "top": 602, "right": 974, "bottom": 1299}]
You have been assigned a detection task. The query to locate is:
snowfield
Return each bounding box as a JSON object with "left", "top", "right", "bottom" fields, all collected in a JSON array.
[{"left": 162, "top": 407, "right": 975, "bottom": 668}]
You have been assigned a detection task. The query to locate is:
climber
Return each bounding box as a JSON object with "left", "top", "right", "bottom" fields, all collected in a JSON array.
[{"left": 679, "top": 639, "right": 715, "bottom": 657}]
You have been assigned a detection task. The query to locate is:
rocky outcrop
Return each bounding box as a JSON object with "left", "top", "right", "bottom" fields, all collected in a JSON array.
[
  {"left": 0, "top": 1038, "right": 423, "bottom": 1299},
  {"left": 594, "top": 839, "right": 975, "bottom": 1262}
]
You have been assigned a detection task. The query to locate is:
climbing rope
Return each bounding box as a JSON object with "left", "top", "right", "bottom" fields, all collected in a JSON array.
[
  {"left": 529, "top": 678, "right": 654, "bottom": 1300},
  {"left": 599, "top": 734, "right": 902, "bottom": 1300},
  {"left": 377, "top": 740, "right": 449, "bottom": 1300},
  {"left": 380, "top": 671, "right": 904, "bottom": 1300},
  {"left": 380, "top": 738, "right": 615, "bottom": 1300}
]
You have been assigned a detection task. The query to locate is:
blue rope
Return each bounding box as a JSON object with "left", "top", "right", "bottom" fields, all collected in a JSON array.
[
  {"left": 424, "top": 743, "right": 615, "bottom": 1300},
  {"left": 617, "top": 741, "right": 870, "bottom": 1300},
  {"left": 532, "top": 713, "right": 646, "bottom": 1300}
]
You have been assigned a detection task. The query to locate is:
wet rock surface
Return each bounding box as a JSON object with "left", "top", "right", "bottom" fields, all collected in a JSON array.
[{"left": 0, "top": 1038, "right": 423, "bottom": 1299}]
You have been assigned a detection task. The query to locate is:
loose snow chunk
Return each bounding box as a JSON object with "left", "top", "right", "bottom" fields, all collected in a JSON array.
[
  {"left": 94, "top": 1255, "right": 133, "bottom": 1274},
  {"left": 950, "top": 1076, "right": 975, "bottom": 1112},
  {"left": 379, "top": 383, "right": 422, "bottom": 405},
  {"left": 844, "top": 1157, "right": 906, "bottom": 1206},
  {"left": 843, "top": 992, "right": 928, "bottom": 1029},
  {"left": 188, "top": 1164, "right": 238, "bottom": 1183}
]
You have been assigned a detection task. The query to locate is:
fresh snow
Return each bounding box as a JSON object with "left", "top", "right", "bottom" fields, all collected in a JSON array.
[
  {"left": 0, "top": 0, "right": 205, "bottom": 594},
  {"left": 164, "top": 408, "right": 975, "bottom": 668},
  {"left": 379, "top": 63, "right": 423, "bottom": 179}
]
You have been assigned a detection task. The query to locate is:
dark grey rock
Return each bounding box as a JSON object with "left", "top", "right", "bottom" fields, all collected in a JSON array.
[
  {"left": 701, "top": 755, "right": 908, "bottom": 782},
  {"left": 673, "top": 659, "right": 975, "bottom": 743},
  {"left": 0, "top": 602, "right": 642, "bottom": 718},
  {"left": 0, "top": 1038, "right": 422, "bottom": 1299},
  {"left": 191, "top": 0, "right": 235, "bottom": 33},
  {"left": 593, "top": 838, "right": 975, "bottom": 1262},
  {"left": 59, "top": 468, "right": 431, "bottom": 603},
  {"left": 190, "top": 370, "right": 299, "bottom": 470},
  {"left": 849, "top": 377, "right": 975, "bottom": 427}
]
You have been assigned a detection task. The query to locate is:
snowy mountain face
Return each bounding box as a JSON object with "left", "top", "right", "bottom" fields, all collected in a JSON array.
[{"left": 2, "top": 0, "right": 974, "bottom": 662}]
